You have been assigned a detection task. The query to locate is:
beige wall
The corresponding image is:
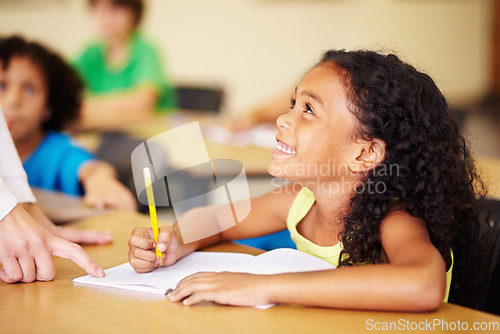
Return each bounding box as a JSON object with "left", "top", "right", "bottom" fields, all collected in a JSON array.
[{"left": 0, "top": 0, "right": 491, "bottom": 113}]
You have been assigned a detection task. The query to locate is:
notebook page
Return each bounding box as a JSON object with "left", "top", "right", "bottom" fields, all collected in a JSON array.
[
  {"left": 226, "top": 248, "right": 335, "bottom": 274},
  {"left": 73, "top": 252, "right": 253, "bottom": 294}
]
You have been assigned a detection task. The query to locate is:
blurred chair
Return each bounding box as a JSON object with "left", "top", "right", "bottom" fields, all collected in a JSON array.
[
  {"left": 175, "top": 84, "right": 224, "bottom": 113},
  {"left": 482, "top": 198, "right": 500, "bottom": 315},
  {"left": 448, "top": 197, "right": 500, "bottom": 314}
]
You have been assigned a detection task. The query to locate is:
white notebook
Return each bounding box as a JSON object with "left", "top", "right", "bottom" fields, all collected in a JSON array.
[{"left": 73, "top": 248, "right": 334, "bottom": 307}]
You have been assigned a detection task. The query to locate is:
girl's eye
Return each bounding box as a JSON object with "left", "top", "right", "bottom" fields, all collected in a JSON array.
[
  {"left": 290, "top": 97, "right": 315, "bottom": 115},
  {"left": 0, "top": 81, "right": 5, "bottom": 92},
  {"left": 304, "top": 103, "right": 315, "bottom": 115},
  {"left": 23, "top": 84, "right": 35, "bottom": 96}
]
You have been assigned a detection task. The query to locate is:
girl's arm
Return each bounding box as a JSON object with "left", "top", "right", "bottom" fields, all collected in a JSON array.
[
  {"left": 128, "top": 184, "right": 298, "bottom": 273},
  {"left": 78, "top": 86, "right": 158, "bottom": 131},
  {"left": 169, "top": 210, "right": 447, "bottom": 311},
  {"left": 79, "top": 161, "right": 137, "bottom": 211}
]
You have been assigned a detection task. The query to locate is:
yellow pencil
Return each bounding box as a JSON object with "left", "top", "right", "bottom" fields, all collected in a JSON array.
[{"left": 143, "top": 167, "right": 163, "bottom": 268}]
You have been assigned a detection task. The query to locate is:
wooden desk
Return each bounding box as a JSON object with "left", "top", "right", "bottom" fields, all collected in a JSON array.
[{"left": 0, "top": 212, "right": 498, "bottom": 334}]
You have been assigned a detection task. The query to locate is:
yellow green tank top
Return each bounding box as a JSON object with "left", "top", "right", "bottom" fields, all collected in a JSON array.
[{"left": 286, "top": 187, "right": 452, "bottom": 302}]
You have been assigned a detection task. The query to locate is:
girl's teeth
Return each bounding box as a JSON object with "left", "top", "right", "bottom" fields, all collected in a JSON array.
[{"left": 276, "top": 142, "right": 295, "bottom": 154}]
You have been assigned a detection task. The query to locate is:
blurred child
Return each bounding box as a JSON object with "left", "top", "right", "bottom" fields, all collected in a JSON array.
[
  {"left": 0, "top": 36, "right": 136, "bottom": 211},
  {"left": 73, "top": 0, "right": 177, "bottom": 130},
  {"left": 129, "top": 49, "right": 486, "bottom": 311}
]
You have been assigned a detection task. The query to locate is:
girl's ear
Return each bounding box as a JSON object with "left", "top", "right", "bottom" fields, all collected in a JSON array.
[{"left": 348, "top": 139, "right": 386, "bottom": 173}]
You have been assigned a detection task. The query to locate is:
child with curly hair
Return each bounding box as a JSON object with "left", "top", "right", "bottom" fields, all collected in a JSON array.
[
  {"left": 128, "top": 49, "right": 485, "bottom": 311},
  {"left": 0, "top": 36, "right": 136, "bottom": 211}
]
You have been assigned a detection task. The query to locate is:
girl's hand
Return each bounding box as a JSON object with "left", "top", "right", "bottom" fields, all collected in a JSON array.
[
  {"left": 168, "top": 272, "right": 272, "bottom": 307},
  {"left": 128, "top": 225, "right": 181, "bottom": 273}
]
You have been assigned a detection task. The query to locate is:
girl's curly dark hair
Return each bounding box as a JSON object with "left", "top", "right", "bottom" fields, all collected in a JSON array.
[
  {"left": 0, "top": 35, "right": 83, "bottom": 131},
  {"left": 320, "top": 50, "right": 487, "bottom": 309}
]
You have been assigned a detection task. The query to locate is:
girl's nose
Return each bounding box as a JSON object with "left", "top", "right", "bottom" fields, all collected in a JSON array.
[
  {"left": 276, "top": 109, "right": 293, "bottom": 131},
  {"left": 2, "top": 88, "right": 21, "bottom": 111}
]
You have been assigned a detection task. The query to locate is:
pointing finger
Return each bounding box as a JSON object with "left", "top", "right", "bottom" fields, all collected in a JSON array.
[{"left": 50, "top": 237, "right": 105, "bottom": 278}]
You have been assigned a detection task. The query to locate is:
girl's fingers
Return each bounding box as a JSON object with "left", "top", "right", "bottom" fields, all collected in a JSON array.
[
  {"left": 128, "top": 251, "right": 157, "bottom": 272},
  {"left": 182, "top": 290, "right": 215, "bottom": 306},
  {"left": 129, "top": 227, "right": 155, "bottom": 250},
  {"left": 176, "top": 272, "right": 212, "bottom": 286},
  {"left": 129, "top": 246, "right": 157, "bottom": 262},
  {"left": 169, "top": 273, "right": 215, "bottom": 302},
  {"left": 156, "top": 230, "right": 171, "bottom": 252}
]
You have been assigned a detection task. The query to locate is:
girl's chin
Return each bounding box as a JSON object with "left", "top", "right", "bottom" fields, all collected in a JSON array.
[
  {"left": 266, "top": 163, "right": 284, "bottom": 180},
  {"left": 266, "top": 162, "right": 297, "bottom": 181}
]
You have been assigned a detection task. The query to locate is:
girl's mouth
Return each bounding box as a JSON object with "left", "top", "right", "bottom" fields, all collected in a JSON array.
[{"left": 275, "top": 141, "right": 296, "bottom": 155}]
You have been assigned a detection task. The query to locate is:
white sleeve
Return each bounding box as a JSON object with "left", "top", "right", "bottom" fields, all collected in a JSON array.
[
  {"left": 0, "top": 177, "right": 18, "bottom": 220},
  {"left": 0, "top": 107, "right": 36, "bottom": 214}
]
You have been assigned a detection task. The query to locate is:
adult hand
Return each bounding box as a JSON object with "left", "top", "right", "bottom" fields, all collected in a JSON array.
[{"left": 0, "top": 205, "right": 105, "bottom": 283}]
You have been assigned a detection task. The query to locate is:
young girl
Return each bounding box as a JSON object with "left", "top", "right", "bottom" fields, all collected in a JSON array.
[
  {"left": 128, "top": 50, "right": 485, "bottom": 311},
  {"left": 0, "top": 36, "right": 136, "bottom": 211}
]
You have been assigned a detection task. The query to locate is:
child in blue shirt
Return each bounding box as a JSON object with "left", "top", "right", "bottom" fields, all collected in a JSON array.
[{"left": 0, "top": 36, "right": 136, "bottom": 211}]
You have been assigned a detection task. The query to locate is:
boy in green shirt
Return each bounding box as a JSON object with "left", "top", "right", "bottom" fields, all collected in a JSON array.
[{"left": 73, "top": 0, "right": 177, "bottom": 130}]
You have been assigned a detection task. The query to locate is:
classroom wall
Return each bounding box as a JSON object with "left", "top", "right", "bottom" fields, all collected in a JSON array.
[{"left": 0, "top": 0, "right": 491, "bottom": 113}]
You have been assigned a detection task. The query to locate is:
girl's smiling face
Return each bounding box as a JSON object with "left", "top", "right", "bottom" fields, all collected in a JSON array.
[
  {"left": 0, "top": 56, "right": 49, "bottom": 145},
  {"left": 267, "top": 63, "right": 366, "bottom": 188}
]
